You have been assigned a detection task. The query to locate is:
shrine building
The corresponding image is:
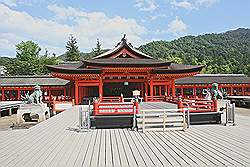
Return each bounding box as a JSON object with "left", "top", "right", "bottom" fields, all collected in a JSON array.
[{"left": 47, "top": 37, "right": 204, "bottom": 104}]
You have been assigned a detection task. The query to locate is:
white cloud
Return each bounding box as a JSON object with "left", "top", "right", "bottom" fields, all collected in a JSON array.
[
  {"left": 0, "top": 4, "right": 146, "bottom": 57},
  {"left": 167, "top": 16, "right": 187, "bottom": 36},
  {"left": 171, "top": 1, "right": 194, "bottom": 10},
  {"left": 170, "top": 0, "right": 218, "bottom": 10},
  {"left": 195, "top": 0, "right": 217, "bottom": 7},
  {"left": 134, "top": 0, "right": 158, "bottom": 12},
  {"left": 149, "top": 14, "right": 167, "bottom": 20},
  {"left": 0, "top": 0, "right": 17, "bottom": 6},
  {"left": 0, "top": 0, "right": 33, "bottom": 7},
  {"left": 154, "top": 29, "right": 167, "bottom": 35}
]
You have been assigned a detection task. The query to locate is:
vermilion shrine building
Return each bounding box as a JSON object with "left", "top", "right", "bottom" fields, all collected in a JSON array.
[
  {"left": 1, "top": 38, "right": 250, "bottom": 103},
  {"left": 47, "top": 37, "right": 204, "bottom": 104}
]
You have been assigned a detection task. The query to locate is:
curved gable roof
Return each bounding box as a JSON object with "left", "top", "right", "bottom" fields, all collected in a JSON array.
[{"left": 92, "top": 36, "right": 153, "bottom": 59}]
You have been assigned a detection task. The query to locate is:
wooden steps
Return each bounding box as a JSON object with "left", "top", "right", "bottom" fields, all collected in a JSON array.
[{"left": 137, "top": 110, "right": 187, "bottom": 132}]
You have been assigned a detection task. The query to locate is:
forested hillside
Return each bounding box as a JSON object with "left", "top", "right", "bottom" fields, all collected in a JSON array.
[
  {"left": 138, "top": 28, "right": 250, "bottom": 76},
  {"left": 0, "top": 28, "right": 249, "bottom": 76}
]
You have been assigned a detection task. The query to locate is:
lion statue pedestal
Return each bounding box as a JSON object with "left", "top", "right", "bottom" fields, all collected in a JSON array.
[
  {"left": 17, "top": 84, "right": 50, "bottom": 124},
  {"left": 17, "top": 103, "right": 50, "bottom": 124}
]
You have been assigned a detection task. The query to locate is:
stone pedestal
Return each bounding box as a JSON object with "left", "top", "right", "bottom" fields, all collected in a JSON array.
[{"left": 17, "top": 103, "right": 50, "bottom": 124}]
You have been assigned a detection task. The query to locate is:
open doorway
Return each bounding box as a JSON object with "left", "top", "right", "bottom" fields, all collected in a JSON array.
[{"left": 103, "top": 82, "right": 143, "bottom": 97}]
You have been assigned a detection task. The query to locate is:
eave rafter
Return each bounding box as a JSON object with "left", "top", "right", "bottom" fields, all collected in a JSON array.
[
  {"left": 50, "top": 73, "right": 100, "bottom": 81},
  {"left": 154, "top": 72, "right": 200, "bottom": 80}
]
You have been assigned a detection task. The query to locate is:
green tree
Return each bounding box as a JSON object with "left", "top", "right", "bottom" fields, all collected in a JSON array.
[
  {"left": 93, "top": 38, "right": 102, "bottom": 56},
  {"left": 7, "top": 41, "right": 41, "bottom": 75},
  {"left": 16, "top": 41, "right": 41, "bottom": 61},
  {"left": 6, "top": 41, "right": 59, "bottom": 75},
  {"left": 65, "top": 34, "right": 80, "bottom": 61}
]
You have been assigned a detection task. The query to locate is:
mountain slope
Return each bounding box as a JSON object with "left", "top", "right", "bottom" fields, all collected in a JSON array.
[{"left": 138, "top": 28, "right": 250, "bottom": 75}]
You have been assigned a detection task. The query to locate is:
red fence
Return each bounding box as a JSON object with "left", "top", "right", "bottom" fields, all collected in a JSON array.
[
  {"left": 99, "top": 96, "right": 123, "bottom": 103},
  {"left": 178, "top": 99, "right": 217, "bottom": 113},
  {"left": 93, "top": 97, "right": 139, "bottom": 116},
  {"left": 144, "top": 95, "right": 217, "bottom": 113}
]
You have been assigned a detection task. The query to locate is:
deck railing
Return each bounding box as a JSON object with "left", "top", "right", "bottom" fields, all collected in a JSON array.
[
  {"left": 144, "top": 95, "right": 165, "bottom": 102},
  {"left": 93, "top": 100, "right": 139, "bottom": 116},
  {"left": 99, "top": 96, "right": 123, "bottom": 103},
  {"left": 178, "top": 99, "right": 217, "bottom": 113},
  {"left": 144, "top": 95, "right": 217, "bottom": 113}
]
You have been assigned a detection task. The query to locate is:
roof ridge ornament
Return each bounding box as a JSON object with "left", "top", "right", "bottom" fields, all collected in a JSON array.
[{"left": 121, "top": 34, "right": 127, "bottom": 42}]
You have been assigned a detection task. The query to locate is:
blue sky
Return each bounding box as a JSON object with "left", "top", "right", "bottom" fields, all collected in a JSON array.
[{"left": 0, "top": 0, "right": 249, "bottom": 57}]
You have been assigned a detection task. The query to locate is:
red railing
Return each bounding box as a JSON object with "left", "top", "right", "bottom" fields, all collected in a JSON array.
[
  {"left": 178, "top": 99, "right": 217, "bottom": 113},
  {"left": 93, "top": 100, "right": 139, "bottom": 116},
  {"left": 99, "top": 96, "right": 123, "bottom": 103},
  {"left": 144, "top": 95, "right": 217, "bottom": 113}
]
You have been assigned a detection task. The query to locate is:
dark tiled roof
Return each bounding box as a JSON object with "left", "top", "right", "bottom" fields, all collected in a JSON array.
[
  {"left": 176, "top": 74, "right": 250, "bottom": 84},
  {"left": 0, "top": 75, "right": 69, "bottom": 86},
  {"left": 152, "top": 64, "right": 204, "bottom": 74},
  {"left": 83, "top": 58, "right": 172, "bottom": 67},
  {"left": 46, "top": 61, "right": 102, "bottom": 74}
]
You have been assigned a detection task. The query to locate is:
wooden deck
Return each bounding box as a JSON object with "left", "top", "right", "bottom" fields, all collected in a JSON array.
[{"left": 0, "top": 104, "right": 249, "bottom": 167}]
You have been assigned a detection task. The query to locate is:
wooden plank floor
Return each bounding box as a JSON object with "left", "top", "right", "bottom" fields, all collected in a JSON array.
[{"left": 0, "top": 104, "right": 249, "bottom": 167}]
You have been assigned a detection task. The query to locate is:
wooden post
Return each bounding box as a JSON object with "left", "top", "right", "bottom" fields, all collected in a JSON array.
[
  {"left": 181, "top": 88, "right": 184, "bottom": 97},
  {"left": 154, "top": 86, "right": 156, "bottom": 96},
  {"left": 159, "top": 86, "right": 162, "bottom": 96},
  {"left": 242, "top": 86, "right": 245, "bottom": 96},
  {"left": 193, "top": 87, "right": 196, "bottom": 97},
  {"left": 17, "top": 89, "right": 20, "bottom": 101},
  {"left": 150, "top": 80, "right": 153, "bottom": 97},
  {"left": 75, "top": 81, "right": 79, "bottom": 105},
  {"left": 167, "top": 85, "right": 170, "bottom": 96},
  {"left": 177, "top": 100, "right": 184, "bottom": 111},
  {"left": 99, "top": 78, "right": 103, "bottom": 98},
  {"left": 145, "top": 82, "right": 148, "bottom": 96},
  {"left": 213, "top": 100, "right": 218, "bottom": 112},
  {"left": 93, "top": 99, "right": 98, "bottom": 116},
  {"left": 144, "top": 93, "right": 148, "bottom": 102},
  {"left": 64, "top": 87, "right": 66, "bottom": 97},
  {"left": 135, "top": 101, "right": 139, "bottom": 114},
  {"left": 230, "top": 87, "right": 233, "bottom": 96},
  {"left": 171, "top": 80, "right": 176, "bottom": 97},
  {"left": 1, "top": 88, "right": 4, "bottom": 101},
  {"left": 141, "top": 82, "right": 144, "bottom": 97}
]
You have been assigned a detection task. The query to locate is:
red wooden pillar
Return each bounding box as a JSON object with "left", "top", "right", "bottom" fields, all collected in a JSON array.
[
  {"left": 1, "top": 88, "right": 5, "bottom": 101},
  {"left": 71, "top": 82, "right": 74, "bottom": 98},
  {"left": 159, "top": 86, "right": 162, "bottom": 96},
  {"left": 230, "top": 87, "right": 233, "bottom": 96},
  {"left": 141, "top": 82, "right": 144, "bottom": 97},
  {"left": 75, "top": 81, "right": 79, "bottom": 105},
  {"left": 83, "top": 87, "right": 85, "bottom": 99},
  {"left": 68, "top": 85, "right": 71, "bottom": 97},
  {"left": 145, "top": 82, "right": 148, "bottom": 96},
  {"left": 150, "top": 80, "right": 153, "bottom": 96},
  {"left": 242, "top": 86, "right": 245, "bottom": 96},
  {"left": 64, "top": 87, "right": 66, "bottom": 97},
  {"left": 164, "top": 85, "right": 167, "bottom": 96},
  {"left": 193, "top": 86, "right": 197, "bottom": 97},
  {"left": 167, "top": 85, "right": 170, "bottom": 96},
  {"left": 181, "top": 88, "right": 184, "bottom": 97},
  {"left": 99, "top": 78, "right": 103, "bottom": 97},
  {"left": 171, "top": 80, "right": 176, "bottom": 97},
  {"left": 17, "top": 89, "right": 21, "bottom": 101},
  {"left": 154, "top": 86, "right": 156, "bottom": 96}
]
